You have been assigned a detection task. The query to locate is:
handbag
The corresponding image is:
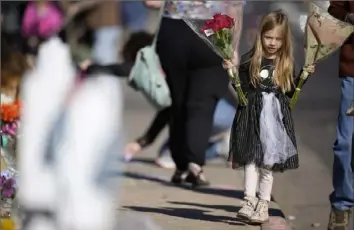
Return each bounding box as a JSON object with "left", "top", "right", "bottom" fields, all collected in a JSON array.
[{"left": 128, "top": 2, "right": 171, "bottom": 110}]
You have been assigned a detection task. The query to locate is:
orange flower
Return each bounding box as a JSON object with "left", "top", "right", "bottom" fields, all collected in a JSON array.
[{"left": 1, "top": 100, "right": 21, "bottom": 122}]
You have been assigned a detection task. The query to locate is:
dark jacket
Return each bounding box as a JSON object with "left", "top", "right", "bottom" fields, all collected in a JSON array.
[{"left": 328, "top": 1, "right": 354, "bottom": 77}]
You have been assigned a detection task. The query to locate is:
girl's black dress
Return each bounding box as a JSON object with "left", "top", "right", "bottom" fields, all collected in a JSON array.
[{"left": 229, "top": 54, "right": 303, "bottom": 172}]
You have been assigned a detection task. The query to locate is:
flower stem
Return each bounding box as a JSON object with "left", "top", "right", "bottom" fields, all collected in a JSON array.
[
  {"left": 290, "top": 70, "right": 309, "bottom": 109},
  {"left": 216, "top": 31, "right": 220, "bottom": 40},
  {"left": 227, "top": 68, "right": 248, "bottom": 105}
]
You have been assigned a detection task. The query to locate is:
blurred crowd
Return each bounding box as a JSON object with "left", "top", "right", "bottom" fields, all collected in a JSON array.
[{"left": 1, "top": 1, "right": 158, "bottom": 66}]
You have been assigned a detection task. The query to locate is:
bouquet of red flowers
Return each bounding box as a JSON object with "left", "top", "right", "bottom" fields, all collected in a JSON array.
[
  {"left": 177, "top": 2, "right": 247, "bottom": 105},
  {"left": 201, "top": 14, "right": 235, "bottom": 57}
]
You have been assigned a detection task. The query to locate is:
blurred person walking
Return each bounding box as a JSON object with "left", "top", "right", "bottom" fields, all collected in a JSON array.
[
  {"left": 61, "top": 1, "right": 123, "bottom": 65},
  {"left": 123, "top": 95, "right": 237, "bottom": 169},
  {"left": 122, "top": 1, "right": 149, "bottom": 33},
  {"left": 143, "top": 1, "right": 240, "bottom": 187},
  {"left": 85, "top": 28, "right": 237, "bottom": 170},
  {"left": 1, "top": 1, "right": 27, "bottom": 52},
  {"left": 327, "top": 1, "right": 354, "bottom": 230}
]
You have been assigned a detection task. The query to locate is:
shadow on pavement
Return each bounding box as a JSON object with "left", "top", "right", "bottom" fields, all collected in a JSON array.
[
  {"left": 123, "top": 206, "right": 246, "bottom": 226},
  {"left": 129, "top": 156, "right": 231, "bottom": 169},
  {"left": 123, "top": 171, "right": 245, "bottom": 200},
  {"left": 168, "top": 201, "right": 284, "bottom": 218},
  {"left": 130, "top": 157, "right": 158, "bottom": 166}
]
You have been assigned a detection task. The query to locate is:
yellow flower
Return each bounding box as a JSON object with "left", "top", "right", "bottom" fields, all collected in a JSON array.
[{"left": 1, "top": 218, "right": 15, "bottom": 230}]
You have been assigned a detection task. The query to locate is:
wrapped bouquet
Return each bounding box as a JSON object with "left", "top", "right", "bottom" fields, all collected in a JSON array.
[
  {"left": 0, "top": 172, "right": 16, "bottom": 218},
  {"left": 0, "top": 98, "right": 20, "bottom": 223},
  {"left": 167, "top": 1, "right": 246, "bottom": 105},
  {"left": 1, "top": 99, "right": 21, "bottom": 177},
  {"left": 290, "top": 3, "right": 354, "bottom": 109}
]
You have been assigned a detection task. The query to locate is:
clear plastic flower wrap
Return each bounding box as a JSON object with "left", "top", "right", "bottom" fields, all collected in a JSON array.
[
  {"left": 166, "top": 1, "right": 247, "bottom": 105},
  {"left": 1, "top": 137, "right": 18, "bottom": 177},
  {"left": 290, "top": 3, "right": 354, "bottom": 109}
]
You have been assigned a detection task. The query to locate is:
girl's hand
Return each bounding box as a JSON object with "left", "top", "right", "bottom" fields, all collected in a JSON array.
[
  {"left": 304, "top": 64, "right": 316, "bottom": 74},
  {"left": 223, "top": 50, "right": 239, "bottom": 70}
]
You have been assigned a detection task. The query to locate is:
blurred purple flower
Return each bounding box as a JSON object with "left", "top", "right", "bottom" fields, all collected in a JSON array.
[
  {"left": 0, "top": 176, "right": 6, "bottom": 188},
  {"left": 0, "top": 176, "right": 16, "bottom": 198},
  {"left": 1, "top": 120, "right": 19, "bottom": 136}
]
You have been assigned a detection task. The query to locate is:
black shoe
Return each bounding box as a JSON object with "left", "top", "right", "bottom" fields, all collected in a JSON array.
[
  {"left": 170, "top": 170, "right": 186, "bottom": 184},
  {"left": 185, "top": 171, "right": 210, "bottom": 187},
  {"left": 328, "top": 208, "right": 351, "bottom": 230}
]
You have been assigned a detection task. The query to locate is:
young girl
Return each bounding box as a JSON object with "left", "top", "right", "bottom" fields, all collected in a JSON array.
[{"left": 225, "top": 11, "right": 315, "bottom": 224}]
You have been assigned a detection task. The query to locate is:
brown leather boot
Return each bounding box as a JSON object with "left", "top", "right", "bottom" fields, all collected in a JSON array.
[{"left": 328, "top": 208, "right": 351, "bottom": 230}]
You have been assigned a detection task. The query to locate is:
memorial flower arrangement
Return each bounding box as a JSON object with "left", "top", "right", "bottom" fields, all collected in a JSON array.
[
  {"left": 174, "top": 2, "right": 245, "bottom": 105},
  {"left": 198, "top": 13, "right": 247, "bottom": 105},
  {"left": 289, "top": 3, "right": 354, "bottom": 108},
  {"left": 0, "top": 171, "right": 17, "bottom": 228}
]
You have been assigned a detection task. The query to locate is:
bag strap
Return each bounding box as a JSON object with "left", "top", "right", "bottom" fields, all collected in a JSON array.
[{"left": 151, "top": 1, "right": 167, "bottom": 49}]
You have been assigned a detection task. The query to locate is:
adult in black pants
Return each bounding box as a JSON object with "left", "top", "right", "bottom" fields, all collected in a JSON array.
[
  {"left": 154, "top": 7, "right": 231, "bottom": 186},
  {"left": 87, "top": 1, "right": 238, "bottom": 187}
]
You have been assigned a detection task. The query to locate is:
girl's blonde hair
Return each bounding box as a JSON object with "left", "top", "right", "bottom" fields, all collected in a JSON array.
[{"left": 249, "top": 11, "right": 294, "bottom": 92}]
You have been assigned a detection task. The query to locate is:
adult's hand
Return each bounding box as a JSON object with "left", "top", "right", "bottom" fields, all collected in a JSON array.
[{"left": 144, "top": 1, "right": 163, "bottom": 8}]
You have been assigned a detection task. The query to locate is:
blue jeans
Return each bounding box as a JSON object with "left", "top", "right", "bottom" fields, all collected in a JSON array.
[
  {"left": 158, "top": 99, "right": 236, "bottom": 158},
  {"left": 121, "top": 1, "right": 149, "bottom": 32},
  {"left": 330, "top": 76, "right": 354, "bottom": 211},
  {"left": 92, "top": 26, "right": 124, "bottom": 65},
  {"left": 211, "top": 99, "right": 236, "bottom": 135}
]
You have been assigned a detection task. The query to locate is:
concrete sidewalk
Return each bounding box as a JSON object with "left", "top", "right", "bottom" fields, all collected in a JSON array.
[
  {"left": 119, "top": 157, "right": 286, "bottom": 230},
  {"left": 117, "top": 83, "right": 287, "bottom": 230}
]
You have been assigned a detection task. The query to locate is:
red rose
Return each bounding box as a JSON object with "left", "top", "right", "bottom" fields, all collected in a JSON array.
[
  {"left": 201, "top": 19, "right": 215, "bottom": 32},
  {"left": 208, "top": 20, "right": 220, "bottom": 31},
  {"left": 213, "top": 14, "right": 235, "bottom": 30},
  {"left": 201, "top": 14, "right": 235, "bottom": 33}
]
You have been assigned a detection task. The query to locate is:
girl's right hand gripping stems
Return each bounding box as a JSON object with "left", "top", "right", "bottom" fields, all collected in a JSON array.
[{"left": 222, "top": 59, "right": 248, "bottom": 106}]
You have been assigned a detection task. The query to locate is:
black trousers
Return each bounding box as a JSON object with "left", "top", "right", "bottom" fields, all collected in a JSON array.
[{"left": 156, "top": 18, "right": 229, "bottom": 170}]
